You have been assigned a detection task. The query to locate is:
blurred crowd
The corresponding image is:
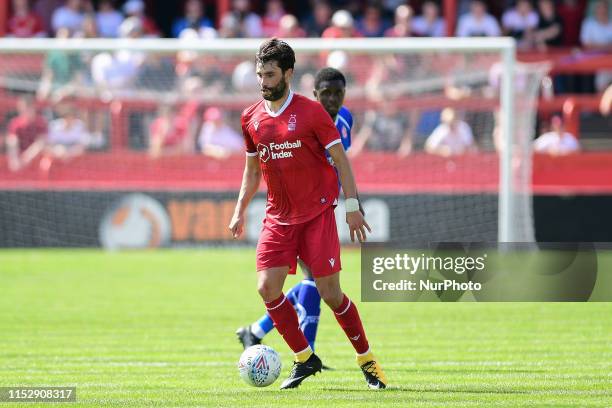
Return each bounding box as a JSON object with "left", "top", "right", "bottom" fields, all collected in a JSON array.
[
  {"left": 6, "top": 0, "right": 611, "bottom": 49},
  {"left": 2, "top": 0, "right": 611, "bottom": 171}
]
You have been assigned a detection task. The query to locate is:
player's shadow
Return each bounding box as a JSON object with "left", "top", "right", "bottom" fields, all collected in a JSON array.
[
  {"left": 322, "top": 386, "right": 530, "bottom": 394},
  {"left": 389, "top": 368, "right": 549, "bottom": 374}
]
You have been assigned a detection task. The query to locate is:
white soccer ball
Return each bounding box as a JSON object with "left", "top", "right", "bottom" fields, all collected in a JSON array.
[{"left": 238, "top": 345, "right": 282, "bottom": 387}]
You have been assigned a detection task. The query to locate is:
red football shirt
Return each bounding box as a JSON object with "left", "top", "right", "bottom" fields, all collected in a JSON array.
[
  {"left": 8, "top": 115, "right": 48, "bottom": 152},
  {"left": 241, "top": 91, "right": 342, "bottom": 225},
  {"left": 149, "top": 116, "right": 188, "bottom": 147},
  {"left": 8, "top": 13, "right": 45, "bottom": 37}
]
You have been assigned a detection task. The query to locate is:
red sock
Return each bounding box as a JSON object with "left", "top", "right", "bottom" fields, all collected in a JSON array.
[
  {"left": 333, "top": 294, "right": 370, "bottom": 354},
  {"left": 265, "top": 294, "right": 310, "bottom": 353}
]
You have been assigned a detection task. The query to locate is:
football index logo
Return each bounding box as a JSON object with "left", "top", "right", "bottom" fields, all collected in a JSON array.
[
  {"left": 257, "top": 143, "right": 270, "bottom": 162},
  {"left": 257, "top": 140, "right": 301, "bottom": 162}
]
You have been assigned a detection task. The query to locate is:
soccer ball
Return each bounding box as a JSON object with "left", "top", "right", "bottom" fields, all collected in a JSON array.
[{"left": 238, "top": 345, "right": 282, "bottom": 387}]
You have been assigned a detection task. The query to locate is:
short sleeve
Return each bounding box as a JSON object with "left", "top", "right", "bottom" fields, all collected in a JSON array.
[
  {"left": 241, "top": 112, "right": 258, "bottom": 156},
  {"left": 345, "top": 109, "right": 354, "bottom": 130},
  {"left": 311, "top": 102, "right": 341, "bottom": 150},
  {"left": 426, "top": 124, "right": 445, "bottom": 149}
]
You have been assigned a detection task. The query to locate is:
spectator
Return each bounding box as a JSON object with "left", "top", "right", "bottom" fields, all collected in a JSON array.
[
  {"left": 381, "top": 0, "right": 407, "bottom": 16},
  {"left": 218, "top": 12, "right": 240, "bottom": 38},
  {"left": 172, "top": 0, "right": 214, "bottom": 38},
  {"left": 37, "top": 27, "right": 84, "bottom": 102},
  {"left": 357, "top": 3, "right": 389, "bottom": 38},
  {"left": 531, "top": 0, "right": 563, "bottom": 49},
  {"left": 302, "top": 0, "right": 332, "bottom": 37},
  {"left": 123, "top": 0, "right": 160, "bottom": 37},
  {"left": 8, "top": 0, "right": 46, "bottom": 37},
  {"left": 91, "top": 17, "right": 146, "bottom": 98},
  {"left": 413, "top": 0, "right": 446, "bottom": 37},
  {"left": 96, "top": 0, "right": 123, "bottom": 38},
  {"left": 558, "top": 0, "right": 587, "bottom": 46},
  {"left": 198, "top": 107, "right": 243, "bottom": 158},
  {"left": 322, "top": 10, "right": 361, "bottom": 38},
  {"left": 425, "top": 108, "right": 475, "bottom": 157},
  {"left": 456, "top": 0, "right": 501, "bottom": 37},
  {"left": 502, "top": 0, "right": 539, "bottom": 46},
  {"left": 275, "top": 14, "right": 306, "bottom": 38},
  {"left": 51, "top": 0, "right": 84, "bottom": 34},
  {"left": 33, "top": 0, "right": 63, "bottom": 36},
  {"left": 384, "top": 5, "right": 416, "bottom": 37},
  {"left": 82, "top": 0, "right": 94, "bottom": 15},
  {"left": 581, "top": 0, "right": 612, "bottom": 49},
  {"left": 5, "top": 96, "right": 47, "bottom": 172},
  {"left": 232, "top": 60, "right": 258, "bottom": 92},
  {"left": 580, "top": 0, "right": 612, "bottom": 91},
  {"left": 75, "top": 13, "right": 99, "bottom": 38},
  {"left": 228, "top": 0, "right": 263, "bottom": 38},
  {"left": 351, "top": 104, "right": 414, "bottom": 155},
  {"left": 175, "top": 29, "right": 225, "bottom": 96},
  {"left": 533, "top": 115, "right": 580, "bottom": 155},
  {"left": 148, "top": 104, "right": 194, "bottom": 158},
  {"left": 262, "top": 0, "right": 287, "bottom": 37},
  {"left": 40, "top": 103, "right": 90, "bottom": 172}
]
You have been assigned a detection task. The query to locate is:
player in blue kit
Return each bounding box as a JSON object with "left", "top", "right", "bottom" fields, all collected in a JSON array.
[{"left": 236, "top": 68, "right": 355, "bottom": 361}]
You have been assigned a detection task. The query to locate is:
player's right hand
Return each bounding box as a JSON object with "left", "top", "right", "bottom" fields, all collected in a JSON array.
[
  {"left": 346, "top": 211, "right": 371, "bottom": 243},
  {"left": 229, "top": 213, "right": 245, "bottom": 239}
]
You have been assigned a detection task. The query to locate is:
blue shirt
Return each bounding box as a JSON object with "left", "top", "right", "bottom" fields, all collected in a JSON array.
[
  {"left": 335, "top": 106, "right": 353, "bottom": 151},
  {"left": 326, "top": 106, "right": 353, "bottom": 167},
  {"left": 326, "top": 106, "right": 353, "bottom": 189}
]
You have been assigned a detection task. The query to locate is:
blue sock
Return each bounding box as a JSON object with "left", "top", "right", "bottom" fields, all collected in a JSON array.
[
  {"left": 286, "top": 281, "right": 302, "bottom": 306},
  {"left": 252, "top": 282, "right": 302, "bottom": 339},
  {"left": 296, "top": 279, "right": 321, "bottom": 351}
]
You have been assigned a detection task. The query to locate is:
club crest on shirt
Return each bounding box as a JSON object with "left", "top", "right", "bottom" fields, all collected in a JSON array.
[{"left": 288, "top": 114, "right": 297, "bottom": 131}]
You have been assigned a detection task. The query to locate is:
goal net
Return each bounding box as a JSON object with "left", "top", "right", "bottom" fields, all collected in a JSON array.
[{"left": 0, "top": 38, "right": 545, "bottom": 248}]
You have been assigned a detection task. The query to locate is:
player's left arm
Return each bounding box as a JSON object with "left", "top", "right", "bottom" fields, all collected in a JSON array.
[{"left": 327, "top": 143, "right": 371, "bottom": 243}]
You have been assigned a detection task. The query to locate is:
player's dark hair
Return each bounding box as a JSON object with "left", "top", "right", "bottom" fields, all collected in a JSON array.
[
  {"left": 256, "top": 38, "right": 295, "bottom": 73},
  {"left": 314, "top": 67, "right": 346, "bottom": 90}
]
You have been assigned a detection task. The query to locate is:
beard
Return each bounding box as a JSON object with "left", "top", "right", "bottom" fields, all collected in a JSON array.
[{"left": 261, "top": 78, "right": 287, "bottom": 101}]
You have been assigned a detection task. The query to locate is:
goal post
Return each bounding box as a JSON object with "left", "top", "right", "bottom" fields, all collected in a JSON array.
[{"left": 0, "top": 37, "right": 544, "bottom": 247}]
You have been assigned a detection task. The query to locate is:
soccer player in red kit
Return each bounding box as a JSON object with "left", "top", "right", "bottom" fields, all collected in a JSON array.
[{"left": 229, "top": 39, "right": 387, "bottom": 390}]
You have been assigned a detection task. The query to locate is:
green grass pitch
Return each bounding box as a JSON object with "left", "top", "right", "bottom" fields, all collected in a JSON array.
[{"left": 1, "top": 249, "right": 611, "bottom": 407}]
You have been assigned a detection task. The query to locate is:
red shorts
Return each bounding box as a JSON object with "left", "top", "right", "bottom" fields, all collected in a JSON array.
[{"left": 256, "top": 206, "right": 341, "bottom": 278}]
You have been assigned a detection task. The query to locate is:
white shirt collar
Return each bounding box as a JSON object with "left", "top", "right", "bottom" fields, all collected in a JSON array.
[{"left": 264, "top": 89, "right": 293, "bottom": 118}]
